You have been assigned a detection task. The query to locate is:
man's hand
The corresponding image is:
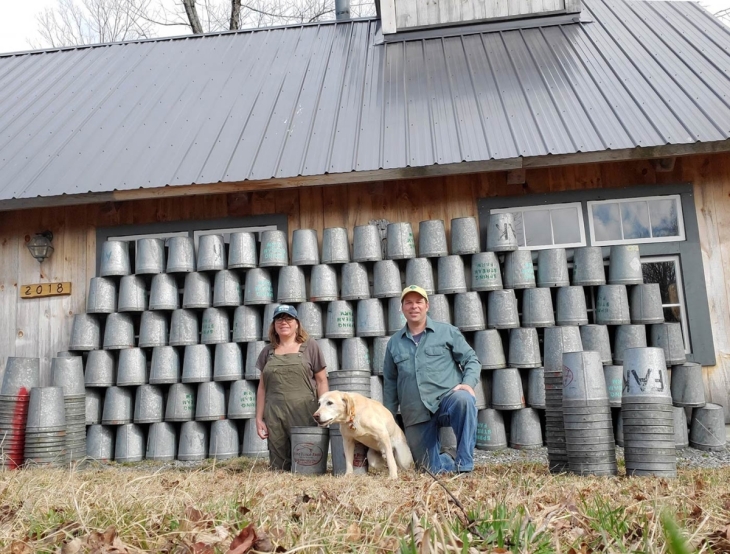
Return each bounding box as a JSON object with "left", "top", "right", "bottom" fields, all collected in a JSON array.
[{"left": 453, "top": 383, "right": 475, "bottom": 397}]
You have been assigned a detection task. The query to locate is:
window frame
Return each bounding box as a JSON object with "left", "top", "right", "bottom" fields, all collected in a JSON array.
[
  {"left": 478, "top": 183, "right": 715, "bottom": 366},
  {"left": 587, "top": 194, "right": 686, "bottom": 246},
  {"left": 490, "top": 201, "right": 587, "bottom": 250}
]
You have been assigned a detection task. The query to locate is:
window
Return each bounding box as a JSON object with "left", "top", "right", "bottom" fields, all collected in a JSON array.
[
  {"left": 478, "top": 184, "right": 715, "bottom": 366},
  {"left": 588, "top": 195, "right": 685, "bottom": 245},
  {"left": 490, "top": 202, "right": 586, "bottom": 250}
]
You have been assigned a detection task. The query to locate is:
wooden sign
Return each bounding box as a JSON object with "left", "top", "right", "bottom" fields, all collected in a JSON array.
[{"left": 20, "top": 282, "right": 72, "bottom": 299}]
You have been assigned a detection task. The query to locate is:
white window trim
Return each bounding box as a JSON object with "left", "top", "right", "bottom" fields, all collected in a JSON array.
[
  {"left": 587, "top": 195, "right": 686, "bottom": 246},
  {"left": 490, "top": 202, "right": 587, "bottom": 251},
  {"left": 108, "top": 231, "right": 189, "bottom": 243},
  {"left": 641, "top": 255, "right": 690, "bottom": 354}
]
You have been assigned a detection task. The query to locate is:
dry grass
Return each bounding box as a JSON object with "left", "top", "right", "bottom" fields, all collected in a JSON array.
[{"left": 1, "top": 459, "right": 730, "bottom": 553}]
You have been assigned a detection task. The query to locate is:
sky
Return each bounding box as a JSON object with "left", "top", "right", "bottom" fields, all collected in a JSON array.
[{"left": 0, "top": 0, "right": 728, "bottom": 55}]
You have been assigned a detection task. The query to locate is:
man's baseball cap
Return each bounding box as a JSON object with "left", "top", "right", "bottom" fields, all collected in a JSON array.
[
  {"left": 272, "top": 304, "right": 299, "bottom": 321},
  {"left": 400, "top": 285, "right": 429, "bottom": 302}
]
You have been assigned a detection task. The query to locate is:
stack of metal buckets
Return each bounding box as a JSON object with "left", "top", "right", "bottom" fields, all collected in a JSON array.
[{"left": 55, "top": 211, "right": 721, "bottom": 472}]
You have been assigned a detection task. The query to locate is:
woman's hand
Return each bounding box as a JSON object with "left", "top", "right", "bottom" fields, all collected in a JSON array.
[{"left": 256, "top": 418, "right": 268, "bottom": 439}]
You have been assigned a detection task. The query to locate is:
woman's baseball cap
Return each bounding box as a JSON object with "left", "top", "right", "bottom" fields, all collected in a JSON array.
[{"left": 272, "top": 304, "right": 299, "bottom": 321}]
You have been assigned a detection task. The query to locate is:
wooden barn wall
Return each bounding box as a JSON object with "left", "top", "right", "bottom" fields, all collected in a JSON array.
[{"left": 1, "top": 152, "right": 729, "bottom": 411}]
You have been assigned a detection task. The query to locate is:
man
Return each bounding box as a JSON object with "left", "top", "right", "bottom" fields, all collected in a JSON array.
[{"left": 382, "top": 284, "right": 481, "bottom": 473}]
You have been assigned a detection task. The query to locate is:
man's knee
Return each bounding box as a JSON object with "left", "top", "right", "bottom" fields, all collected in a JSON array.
[{"left": 450, "top": 389, "right": 477, "bottom": 411}]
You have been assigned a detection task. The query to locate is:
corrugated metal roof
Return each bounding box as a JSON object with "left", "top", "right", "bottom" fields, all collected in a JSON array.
[{"left": 0, "top": 0, "right": 729, "bottom": 203}]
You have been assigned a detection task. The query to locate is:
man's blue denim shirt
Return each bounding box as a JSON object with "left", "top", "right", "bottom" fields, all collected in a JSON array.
[{"left": 382, "top": 316, "right": 481, "bottom": 427}]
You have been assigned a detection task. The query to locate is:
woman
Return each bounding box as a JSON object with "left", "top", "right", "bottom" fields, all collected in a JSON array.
[{"left": 255, "top": 304, "right": 329, "bottom": 470}]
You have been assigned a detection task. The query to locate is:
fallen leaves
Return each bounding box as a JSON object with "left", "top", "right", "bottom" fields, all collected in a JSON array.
[{"left": 226, "top": 524, "right": 283, "bottom": 553}]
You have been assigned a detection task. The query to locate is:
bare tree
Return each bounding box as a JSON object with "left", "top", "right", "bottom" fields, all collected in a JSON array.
[
  {"left": 33, "top": 0, "right": 156, "bottom": 48},
  {"left": 717, "top": 7, "right": 730, "bottom": 24}
]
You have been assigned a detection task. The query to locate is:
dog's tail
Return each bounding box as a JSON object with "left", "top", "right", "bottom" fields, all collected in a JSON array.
[{"left": 393, "top": 428, "right": 414, "bottom": 470}]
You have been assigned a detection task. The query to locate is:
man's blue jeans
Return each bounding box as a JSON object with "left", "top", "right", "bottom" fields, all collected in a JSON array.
[{"left": 404, "top": 389, "right": 477, "bottom": 473}]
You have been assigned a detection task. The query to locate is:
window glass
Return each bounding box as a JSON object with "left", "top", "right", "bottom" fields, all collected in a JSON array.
[
  {"left": 591, "top": 203, "right": 622, "bottom": 242},
  {"left": 649, "top": 199, "right": 680, "bottom": 237},
  {"left": 552, "top": 207, "right": 581, "bottom": 244},
  {"left": 620, "top": 201, "right": 650, "bottom": 240},
  {"left": 641, "top": 257, "right": 689, "bottom": 353},
  {"left": 524, "top": 210, "right": 552, "bottom": 247}
]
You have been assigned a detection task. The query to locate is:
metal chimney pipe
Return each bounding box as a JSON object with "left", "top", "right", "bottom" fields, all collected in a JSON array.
[{"left": 335, "top": 0, "right": 350, "bottom": 20}]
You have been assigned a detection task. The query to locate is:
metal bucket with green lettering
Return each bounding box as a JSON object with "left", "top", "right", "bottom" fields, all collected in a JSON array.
[
  {"left": 228, "top": 380, "right": 257, "bottom": 419},
  {"left": 325, "top": 301, "right": 355, "bottom": 339}
]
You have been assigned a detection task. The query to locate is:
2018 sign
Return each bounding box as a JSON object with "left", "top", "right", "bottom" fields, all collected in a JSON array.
[{"left": 20, "top": 282, "right": 72, "bottom": 299}]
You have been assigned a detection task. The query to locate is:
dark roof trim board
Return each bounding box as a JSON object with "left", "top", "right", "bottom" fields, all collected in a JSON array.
[{"left": 0, "top": 0, "right": 728, "bottom": 210}]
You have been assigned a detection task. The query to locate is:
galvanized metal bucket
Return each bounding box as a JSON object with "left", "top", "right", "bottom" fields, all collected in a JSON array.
[
  {"left": 100, "top": 241, "right": 131, "bottom": 277},
  {"left": 259, "top": 230, "right": 289, "bottom": 267},
  {"left": 101, "top": 386, "right": 134, "bottom": 425},
  {"left": 491, "top": 368, "right": 525, "bottom": 410},
  {"left": 85, "top": 390, "right": 103, "bottom": 425},
  {"left": 386, "top": 222, "right": 416, "bottom": 260},
  {"left": 214, "top": 342, "right": 244, "bottom": 381},
  {"left": 309, "top": 264, "right": 339, "bottom": 302},
  {"left": 603, "top": 365, "right": 623, "bottom": 408},
  {"left": 86, "top": 424, "right": 115, "bottom": 461},
  {"left": 292, "top": 229, "right": 320, "bottom": 266},
  {"left": 245, "top": 341, "right": 267, "bottom": 379},
  {"left": 405, "top": 258, "right": 435, "bottom": 295},
  {"left": 118, "top": 275, "right": 147, "bottom": 312},
  {"left": 213, "top": 270, "right": 243, "bottom": 307},
  {"left": 486, "top": 289, "right": 519, "bottom": 329},
  {"left": 149, "top": 346, "right": 181, "bottom": 384},
  {"left": 182, "top": 344, "right": 213, "bottom": 383},
  {"left": 277, "top": 266, "right": 307, "bottom": 303},
  {"left": 135, "top": 238, "right": 165, "bottom": 275},
  {"left": 629, "top": 283, "right": 664, "bottom": 324},
  {"left": 103, "top": 313, "right": 135, "bottom": 350},
  {"left": 613, "top": 325, "right": 647, "bottom": 365},
  {"left": 322, "top": 227, "right": 350, "bottom": 264},
  {"left": 325, "top": 301, "right": 355, "bottom": 339},
  {"left": 486, "top": 213, "right": 518, "bottom": 252},
  {"left": 138, "top": 311, "right": 169, "bottom": 348},
  {"left": 341, "top": 339, "right": 372, "bottom": 371},
  {"left": 562, "top": 351, "right": 609, "bottom": 407},
  {"left": 291, "top": 426, "right": 329, "bottom": 474},
  {"left": 508, "top": 328, "right": 541, "bottom": 368},
  {"left": 316, "top": 339, "right": 339, "bottom": 373},
  {"left": 437, "top": 255, "right": 467, "bottom": 294},
  {"left": 450, "top": 217, "right": 480, "bottom": 255},
  {"left": 165, "top": 383, "right": 196, "bottom": 422},
  {"left": 621, "top": 347, "right": 671, "bottom": 403},
  {"left": 428, "top": 294, "right": 452, "bottom": 324},
  {"left": 228, "top": 380, "right": 257, "bottom": 419},
  {"left": 228, "top": 232, "right": 257, "bottom": 269},
  {"left": 521, "top": 287, "right": 555, "bottom": 328},
  {"left": 210, "top": 419, "right": 240, "bottom": 459},
  {"left": 178, "top": 421, "right": 209, "bottom": 461},
  {"left": 471, "top": 252, "right": 503, "bottom": 292},
  {"left": 25, "top": 387, "right": 66, "bottom": 431},
  {"left": 579, "top": 325, "right": 612, "bottom": 365},
  {"left": 241, "top": 418, "right": 269, "bottom": 457},
  {"left": 50, "top": 356, "right": 85, "bottom": 397},
  {"left": 595, "top": 285, "right": 631, "bottom": 325},
  {"left": 670, "top": 362, "right": 705, "bottom": 408},
  {"left": 555, "top": 286, "right": 588, "bottom": 326},
  {"left": 87, "top": 277, "right": 117, "bottom": 313},
  {"left": 197, "top": 234, "right": 226, "bottom": 272},
  {"left": 356, "top": 299, "right": 386, "bottom": 337},
  {"left": 243, "top": 268, "right": 274, "bottom": 305},
  {"left": 543, "top": 326, "right": 583, "bottom": 372},
  {"left": 232, "top": 305, "right": 262, "bottom": 343},
  {"left": 69, "top": 314, "right": 102, "bottom": 351},
  {"left": 527, "top": 367, "right": 546, "bottom": 409},
  {"left": 352, "top": 224, "right": 383, "bottom": 262},
  {"left": 134, "top": 385, "right": 164, "bottom": 424},
  {"left": 537, "top": 248, "right": 570, "bottom": 288},
  {"left": 608, "top": 245, "right": 643, "bottom": 286},
  {"left": 149, "top": 274, "right": 180, "bottom": 311},
  {"left": 330, "top": 425, "right": 368, "bottom": 475},
  {"left": 572, "top": 246, "right": 606, "bottom": 286},
  {"left": 372, "top": 336, "right": 390, "bottom": 376},
  {"left": 454, "top": 292, "right": 486, "bottom": 331},
  {"left": 114, "top": 423, "right": 146, "bottom": 463},
  {"left": 328, "top": 370, "right": 371, "bottom": 397},
  {"left": 146, "top": 422, "right": 178, "bottom": 461},
  {"left": 195, "top": 381, "right": 228, "bottom": 421},
  {"left": 201, "top": 308, "right": 230, "bottom": 344},
  {"left": 387, "top": 297, "right": 406, "bottom": 335},
  {"left": 418, "top": 220, "right": 448, "bottom": 258},
  {"left": 169, "top": 309, "right": 199, "bottom": 346},
  {"left": 182, "top": 272, "right": 212, "bottom": 309},
  {"left": 297, "top": 302, "right": 324, "bottom": 339},
  {"left": 476, "top": 409, "right": 507, "bottom": 451},
  {"left": 262, "top": 301, "right": 281, "bottom": 329},
  {"left": 341, "top": 262, "right": 371, "bottom": 300},
  {"left": 510, "top": 408, "right": 543, "bottom": 449},
  {"left": 650, "top": 323, "right": 686, "bottom": 367},
  {"left": 503, "top": 250, "right": 536, "bottom": 290},
  {"left": 474, "top": 330, "right": 506, "bottom": 369},
  {"left": 373, "top": 260, "right": 403, "bottom": 298},
  {"left": 689, "top": 403, "right": 726, "bottom": 451},
  {"left": 116, "top": 347, "right": 148, "bottom": 387},
  {"left": 167, "top": 236, "right": 196, "bottom": 273},
  {"left": 674, "top": 406, "right": 689, "bottom": 448}
]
